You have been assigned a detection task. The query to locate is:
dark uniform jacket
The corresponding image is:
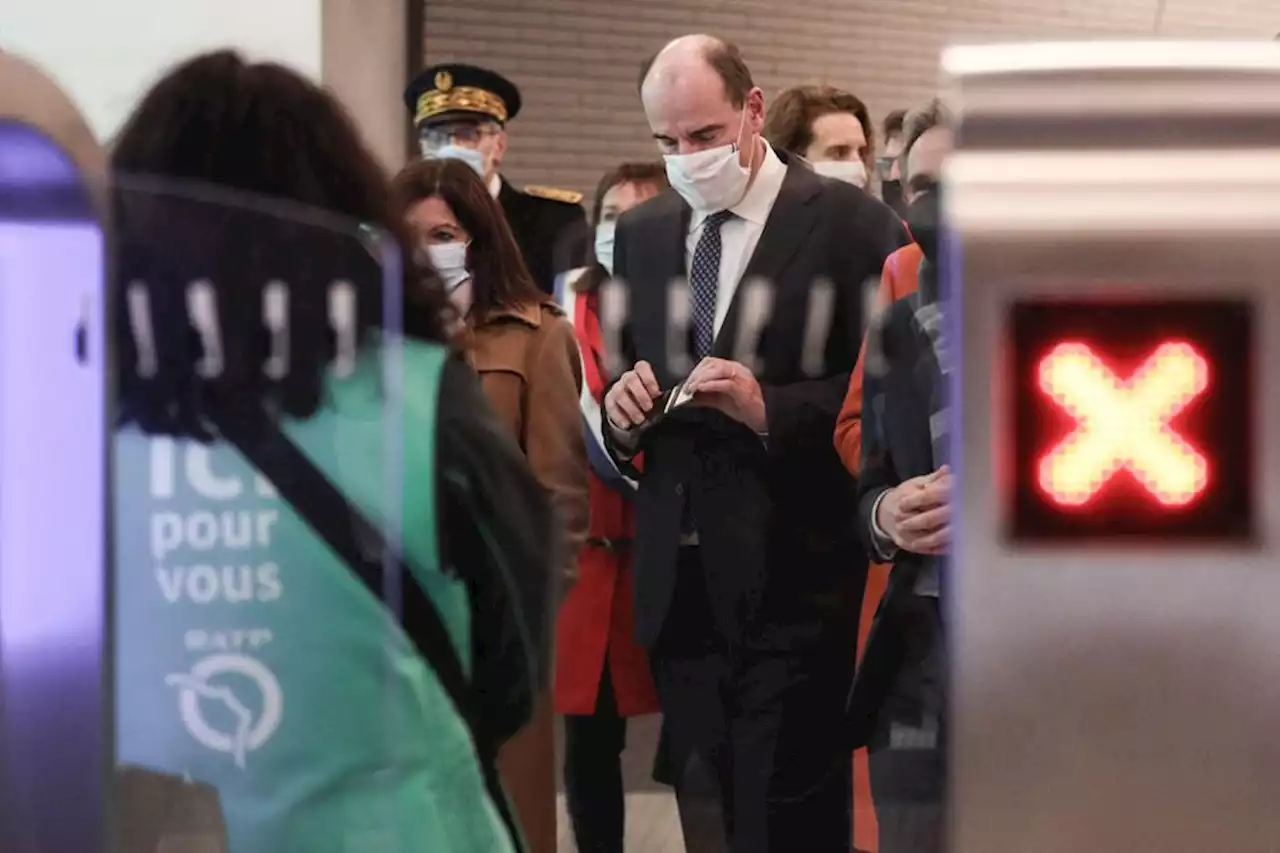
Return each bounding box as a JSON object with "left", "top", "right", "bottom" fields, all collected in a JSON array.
[{"left": 497, "top": 178, "right": 589, "bottom": 295}]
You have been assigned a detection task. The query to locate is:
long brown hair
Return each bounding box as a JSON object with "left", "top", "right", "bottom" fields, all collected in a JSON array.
[
  {"left": 111, "top": 50, "right": 450, "bottom": 436},
  {"left": 392, "top": 157, "right": 542, "bottom": 321},
  {"left": 577, "top": 161, "right": 668, "bottom": 292}
]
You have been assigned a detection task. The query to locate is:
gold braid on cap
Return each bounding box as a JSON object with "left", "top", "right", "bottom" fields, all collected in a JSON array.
[{"left": 415, "top": 87, "right": 509, "bottom": 125}]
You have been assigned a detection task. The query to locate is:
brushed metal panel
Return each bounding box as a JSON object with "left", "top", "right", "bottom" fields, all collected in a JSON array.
[{"left": 947, "top": 42, "right": 1280, "bottom": 853}]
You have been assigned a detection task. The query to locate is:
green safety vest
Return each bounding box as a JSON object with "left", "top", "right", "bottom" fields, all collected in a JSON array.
[{"left": 115, "top": 339, "right": 516, "bottom": 853}]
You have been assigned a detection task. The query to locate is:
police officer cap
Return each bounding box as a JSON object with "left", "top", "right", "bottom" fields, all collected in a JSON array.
[{"left": 404, "top": 63, "right": 522, "bottom": 129}]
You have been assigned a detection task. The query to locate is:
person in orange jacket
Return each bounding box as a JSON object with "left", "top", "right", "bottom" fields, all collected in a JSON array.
[
  {"left": 834, "top": 241, "right": 923, "bottom": 472},
  {"left": 836, "top": 240, "right": 922, "bottom": 853},
  {"left": 556, "top": 162, "right": 670, "bottom": 853},
  {"left": 834, "top": 97, "right": 953, "bottom": 853}
]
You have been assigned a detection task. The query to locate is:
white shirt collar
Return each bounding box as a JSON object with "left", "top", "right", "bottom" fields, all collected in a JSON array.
[
  {"left": 487, "top": 173, "right": 502, "bottom": 199},
  {"left": 691, "top": 139, "right": 787, "bottom": 231}
]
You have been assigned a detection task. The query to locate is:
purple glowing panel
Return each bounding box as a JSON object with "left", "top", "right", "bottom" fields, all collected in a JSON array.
[
  {"left": 0, "top": 127, "right": 80, "bottom": 186},
  {"left": 0, "top": 121, "right": 94, "bottom": 221},
  {"left": 0, "top": 126, "right": 107, "bottom": 853},
  {"left": 0, "top": 222, "right": 105, "bottom": 650}
]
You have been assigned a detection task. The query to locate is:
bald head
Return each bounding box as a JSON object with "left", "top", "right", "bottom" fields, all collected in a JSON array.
[
  {"left": 638, "top": 35, "right": 764, "bottom": 159},
  {"left": 639, "top": 35, "right": 753, "bottom": 109}
]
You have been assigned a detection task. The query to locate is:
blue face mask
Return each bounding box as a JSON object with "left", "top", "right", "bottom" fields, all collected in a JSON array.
[
  {"left": 423, "top": 142, "right": 487, "bottom": 180},
  {"left": 594, "top": 221, "right": 616, "bottom": 276},
  {"left": 425, "top": 241, "right": 471, "bottom": 292}
]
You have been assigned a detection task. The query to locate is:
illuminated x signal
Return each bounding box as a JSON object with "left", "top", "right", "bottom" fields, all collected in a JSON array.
[{"left": 1038, "top": 341, "right": 1209, "bottom": 507}]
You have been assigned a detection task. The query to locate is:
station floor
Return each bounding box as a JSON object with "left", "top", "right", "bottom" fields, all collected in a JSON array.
[{"left": 553, "top": 713, "right": 686, "bottom": 853}]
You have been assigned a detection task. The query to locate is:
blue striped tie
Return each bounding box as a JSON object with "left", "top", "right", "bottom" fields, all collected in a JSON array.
[
  {"left": 690, "top": 210, "right": 734, "bottom": 361},
  {"left": 681, "top": 209, "right": 734, "bottom": 537}
]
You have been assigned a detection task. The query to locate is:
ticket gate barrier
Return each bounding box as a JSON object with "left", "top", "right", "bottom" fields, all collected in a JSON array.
[
  {"left": 0, "top": 51, "right": 421, "bottom": 853},
  {"left": 0, "top": 52, "right": 110, "bottom": 853},
  {"left": 948, "top": 41, "right": 1280, "bottom": 852}
]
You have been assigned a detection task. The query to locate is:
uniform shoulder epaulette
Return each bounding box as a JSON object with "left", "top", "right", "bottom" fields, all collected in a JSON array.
[{"left": 524, "top": 184, "right": 583, "bottom": 205}]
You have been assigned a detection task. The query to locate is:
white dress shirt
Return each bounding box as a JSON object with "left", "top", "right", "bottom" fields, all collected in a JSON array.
[
  {"left": 487, "top": 173, "right": 502, "bottom": 199},
  {"left": 869, "top": 490, "right": 899, "bottom": 561},
  {"left": 688, "top": 139, "right": 788, "bottom": 341},
  {"left": 607, "top": 138, "right": 787, "bottom": 449}
]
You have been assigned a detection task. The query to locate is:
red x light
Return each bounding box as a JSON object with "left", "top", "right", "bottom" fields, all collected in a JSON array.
[
  {"left": 1009, "top": 300, "right": 1252, "bottom": 543},
  {"left": 1037, "top": 341, "right": 1209, "bottom": 507}
]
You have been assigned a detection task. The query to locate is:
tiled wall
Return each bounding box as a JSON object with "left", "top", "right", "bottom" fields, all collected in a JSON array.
[{"left": 422, "top": 0, "right": 1278, "bottom": 201}]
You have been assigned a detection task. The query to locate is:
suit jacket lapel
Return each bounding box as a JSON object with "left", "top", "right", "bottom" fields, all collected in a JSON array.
[
  {"left": 497, "top": 177, "right": 531, "bottom": 237},
  {"left": 645, "top": 194, "right": 692, "bottom": 387},
  {"left": 713, "top": 163, "right": 822, "bottom": 359},
  {"left": 886, "top": 352, "right": 936, "bottom": 479},
  {"left": 497, "top": 176, "right": 517, "bottom": 205},
  {"left": 662, "top": 196, "right": 692, "bottom": 282}
]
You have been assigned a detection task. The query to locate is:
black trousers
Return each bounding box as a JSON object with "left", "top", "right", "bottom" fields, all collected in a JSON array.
[
  {"left": 650, "top": 547, "right": 854, "bottom": 853},
  {"left": 563, "top": 659, "right": 628, "bottom": 853},
  {"left": 867, "top": 594, "right": 947, "bottom": 853},
  {"left": 868, "top": 747, "right": 945, "bottom": 853}
]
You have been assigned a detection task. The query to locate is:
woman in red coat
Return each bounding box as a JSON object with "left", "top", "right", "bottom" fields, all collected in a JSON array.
[{"left": 556, "top": 162, "right": 668, "bottom": 853}]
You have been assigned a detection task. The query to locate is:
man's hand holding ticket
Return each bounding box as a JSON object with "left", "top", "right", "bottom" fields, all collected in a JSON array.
[{"left": 605, "top": 357, "right": 765, "bottom": 434}]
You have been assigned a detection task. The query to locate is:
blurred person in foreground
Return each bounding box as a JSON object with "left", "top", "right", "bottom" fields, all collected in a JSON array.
[
  {"left": 405, "top": 63, "right": 588, "bottom": 296},
  {"left": 111, "top": 50, "right": 558, "bottom": 853},
  {"left": 394, "top": 156, "right": 590, "bottom": 853},
  {"left": 843, "top": 98, "right": 955, "bottom": 853},
  {"left": 602, "top": 34, "right": 909, "bottom": 853},
  {"left": 764, "top": 83, "right": 875, "bottom": 190},
  {"left": 555, "top": 162, "right": 669, "bottom": 853}
]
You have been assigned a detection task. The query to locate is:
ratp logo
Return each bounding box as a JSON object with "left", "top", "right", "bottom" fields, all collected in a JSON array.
[{"left": 167, "top": 653, "right": 284, "bottom": 769}]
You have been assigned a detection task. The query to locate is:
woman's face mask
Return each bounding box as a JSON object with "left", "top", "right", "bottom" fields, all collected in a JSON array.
[
  {"left": 663, "top": 108, "right": 755, "bottom": 213},
  {"left": 594, "top": 221, "right": 617, "bottom": 276},
  {"left": 424, "top": 241, "right": 471, "bottom": 291},
  {"left": 811, "top": 159, "right": 868, "bottom": 189}
]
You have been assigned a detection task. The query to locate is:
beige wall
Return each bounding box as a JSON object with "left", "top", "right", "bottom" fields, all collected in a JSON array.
[
  {"left": 422, "top": 0, "right": 1278, "bottom": 202},
  {"left": 4, "top": 0, "right": 324, "bottom": 143},
  {"left": 323, "top": 0, "right": 410, "bottom": 176},
  {"left": 5, "top": 0, "right": 412, "bottom": 169}
]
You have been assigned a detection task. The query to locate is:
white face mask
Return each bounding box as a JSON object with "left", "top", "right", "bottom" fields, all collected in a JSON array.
[
  {"left": 425, "top": 143, "right": 487, "bottom": 180},
  {"left": 812, "top": 159, "right": 868, "bottom": 189},
  {"left": 594, "top": 221, "right": 617, "bottom": 276},
  {"left": 663, "top": 109, "right": 755, "bottom": 213},
  {"left": 425, "top": 241, "right": 471, "bottom": 291}
]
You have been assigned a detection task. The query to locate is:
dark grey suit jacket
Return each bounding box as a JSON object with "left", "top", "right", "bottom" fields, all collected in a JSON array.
[
  {"left": 848, "top": 288, "right": 947, "bottom": 750},
  {"left": 606, "top": 155, "right": 909, "bottom": 650}
]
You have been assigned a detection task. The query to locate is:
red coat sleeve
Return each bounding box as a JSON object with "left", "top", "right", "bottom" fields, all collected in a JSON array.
[{"left": 832, "top": 244, "right": 923, "bottom": 475}]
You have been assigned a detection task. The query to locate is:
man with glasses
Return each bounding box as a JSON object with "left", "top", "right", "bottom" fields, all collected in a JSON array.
[
  {"left": 877, "top": 109, "right": 907, "bottom": 215},
  {"left": 404, "top": 63, "right": 589, "bottom": 295}
]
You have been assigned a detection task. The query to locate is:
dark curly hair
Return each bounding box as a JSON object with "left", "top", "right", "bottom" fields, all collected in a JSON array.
[{"left": 111, "top": 50, "right": 451, "bottom": 436}]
